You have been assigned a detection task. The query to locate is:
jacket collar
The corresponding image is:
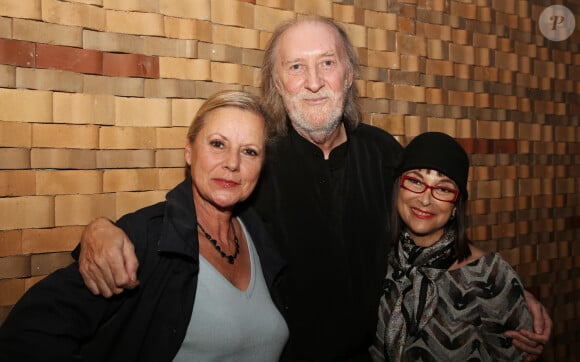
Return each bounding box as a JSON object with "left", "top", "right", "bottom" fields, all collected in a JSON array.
[
  {"left": 156, "top": 179, "right": 287, "bottom": 282},
  {"left": 157, "top": 178, "right": 199, "bottom": 259}
]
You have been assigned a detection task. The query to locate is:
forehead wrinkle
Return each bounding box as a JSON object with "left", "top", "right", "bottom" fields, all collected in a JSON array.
[{"left": 282, "top": 50, "right": 338, "bottom": 64}]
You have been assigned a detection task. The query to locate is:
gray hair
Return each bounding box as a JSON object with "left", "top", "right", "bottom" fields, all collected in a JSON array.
[{"left": 260, "top": 15, "right": 362, "bottom": 136}]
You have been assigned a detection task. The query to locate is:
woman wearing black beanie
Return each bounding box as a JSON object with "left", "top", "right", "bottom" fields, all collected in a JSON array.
[{"left": 370, "top": 132, "right": 533, "bottom": 361}]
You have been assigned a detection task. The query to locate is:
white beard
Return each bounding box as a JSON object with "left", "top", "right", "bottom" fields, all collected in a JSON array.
[{"left": 282, "top": 89, "right": 345, "bottom": 144}]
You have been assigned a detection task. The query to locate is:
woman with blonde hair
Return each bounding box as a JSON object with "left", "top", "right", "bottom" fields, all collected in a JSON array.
[{"left": 0, "top": 90, "right": 289, "bottom": 361}]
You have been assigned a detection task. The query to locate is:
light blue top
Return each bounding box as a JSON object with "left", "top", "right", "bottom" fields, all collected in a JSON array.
[{"left": 173, "top": 219, "right": 289, "bottom": 361}]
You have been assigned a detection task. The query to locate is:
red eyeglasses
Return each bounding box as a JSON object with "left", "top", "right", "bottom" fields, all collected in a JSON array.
[{"left": 400, "top": 175, "right": 459, "bottom": 203}]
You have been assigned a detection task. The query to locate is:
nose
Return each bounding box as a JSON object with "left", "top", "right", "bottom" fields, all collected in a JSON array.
[
  {"left": 305, "top": 66, "right": 323, "bottom": 92},
  {"left": 418, "top": 188, "right": 433, "bottom": 205},
  {"left": 224, "top": 150, "right": 240, "bottom": 172}
]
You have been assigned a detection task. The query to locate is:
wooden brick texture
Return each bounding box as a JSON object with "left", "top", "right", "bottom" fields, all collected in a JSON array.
[{"left": 0, "top": 1, "right": 579, "bottom": 359}]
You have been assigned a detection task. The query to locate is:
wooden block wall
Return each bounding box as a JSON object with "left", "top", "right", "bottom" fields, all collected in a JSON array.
[{"left": 0, "top": 0, "right": 579, "bottom": 359}]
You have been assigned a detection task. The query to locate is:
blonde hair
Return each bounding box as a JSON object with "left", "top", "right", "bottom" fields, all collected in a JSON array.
[
  {"left": 260, "top": 15, "right": 362, "bottom": 136},
  {"left": 186, "top": 90, "right": 273, "bottom": 145}
]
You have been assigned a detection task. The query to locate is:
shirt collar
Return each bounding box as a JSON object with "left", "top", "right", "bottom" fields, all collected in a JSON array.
[{"left": 287, "top": 121, "right": 350, "bottom": 164}]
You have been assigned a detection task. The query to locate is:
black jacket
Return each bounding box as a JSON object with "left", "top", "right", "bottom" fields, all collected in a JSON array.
[{"left": 0, "top": 178, "right": 288, "bottom": 362}]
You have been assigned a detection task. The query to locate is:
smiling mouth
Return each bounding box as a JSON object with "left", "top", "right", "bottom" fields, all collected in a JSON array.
[{"left": 411, "top": 208, "right": 433, "bottom": 219}]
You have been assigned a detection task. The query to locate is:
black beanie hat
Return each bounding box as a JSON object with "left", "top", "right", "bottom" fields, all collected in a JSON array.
[{"left": 397, "top": 132, "right": 469, "bottom": 200}]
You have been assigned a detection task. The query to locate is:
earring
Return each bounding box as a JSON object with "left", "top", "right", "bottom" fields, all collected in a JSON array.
[{"left": 451, "top": 208, "right": 456, "bottom": 220}]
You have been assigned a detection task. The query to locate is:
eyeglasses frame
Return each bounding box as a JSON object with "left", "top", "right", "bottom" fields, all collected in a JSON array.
[{"left": 400, "top": 175, "right": 459, "bottom": 203}]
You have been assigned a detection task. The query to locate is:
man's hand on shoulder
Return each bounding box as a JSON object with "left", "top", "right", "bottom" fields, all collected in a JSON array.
[
  {"left": 504, "top": 290, "right": 552, "bottom": 361},
  {"left": 79, "top": 217, "right": 139, "bottom": 297}
]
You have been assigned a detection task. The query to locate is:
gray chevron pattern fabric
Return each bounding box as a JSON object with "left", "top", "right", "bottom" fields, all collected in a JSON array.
[{"left": 371, "top": 252, "right": 533, "bottom": 361}]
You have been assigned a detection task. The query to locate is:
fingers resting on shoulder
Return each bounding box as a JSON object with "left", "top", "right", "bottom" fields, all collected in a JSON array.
[
  {"left": 78, "top": 217, "right": 139, "bottom": 297},
  {"left": 503, "top": 290, "right": 552, "bottom": 360}
]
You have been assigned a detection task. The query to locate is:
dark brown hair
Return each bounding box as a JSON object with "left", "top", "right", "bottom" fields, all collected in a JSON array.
[{"left": 390, "top": 176, "right": 472, "bottom": 262}]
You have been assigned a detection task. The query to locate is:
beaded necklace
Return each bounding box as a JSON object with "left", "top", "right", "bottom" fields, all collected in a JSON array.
[{"left": 197, "top": 220, "right": 240, "bottom": 264}]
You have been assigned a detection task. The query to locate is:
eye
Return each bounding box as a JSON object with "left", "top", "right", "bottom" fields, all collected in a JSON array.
[
  {"left": 434, "top": 187, "right": 456, "bottom": 194},
  {"left": 321, "top": 59, "right": 334, "bottom": 68},
  {"left": 406, "top": 177, "right": 423, "bottom": 186},
  {"left": 289, "top": 63, "right": 303, "bottom": 72},
  {"left": 243, "top": 148, "right": 259, "bottom": 157},
  {"left": 209, "top": 139, "right": 224, "bottom": 149}
]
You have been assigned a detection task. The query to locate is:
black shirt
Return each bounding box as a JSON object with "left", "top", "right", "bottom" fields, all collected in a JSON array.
[{"left": 251, "top": 122, "right": 402, "bottom": 360}]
